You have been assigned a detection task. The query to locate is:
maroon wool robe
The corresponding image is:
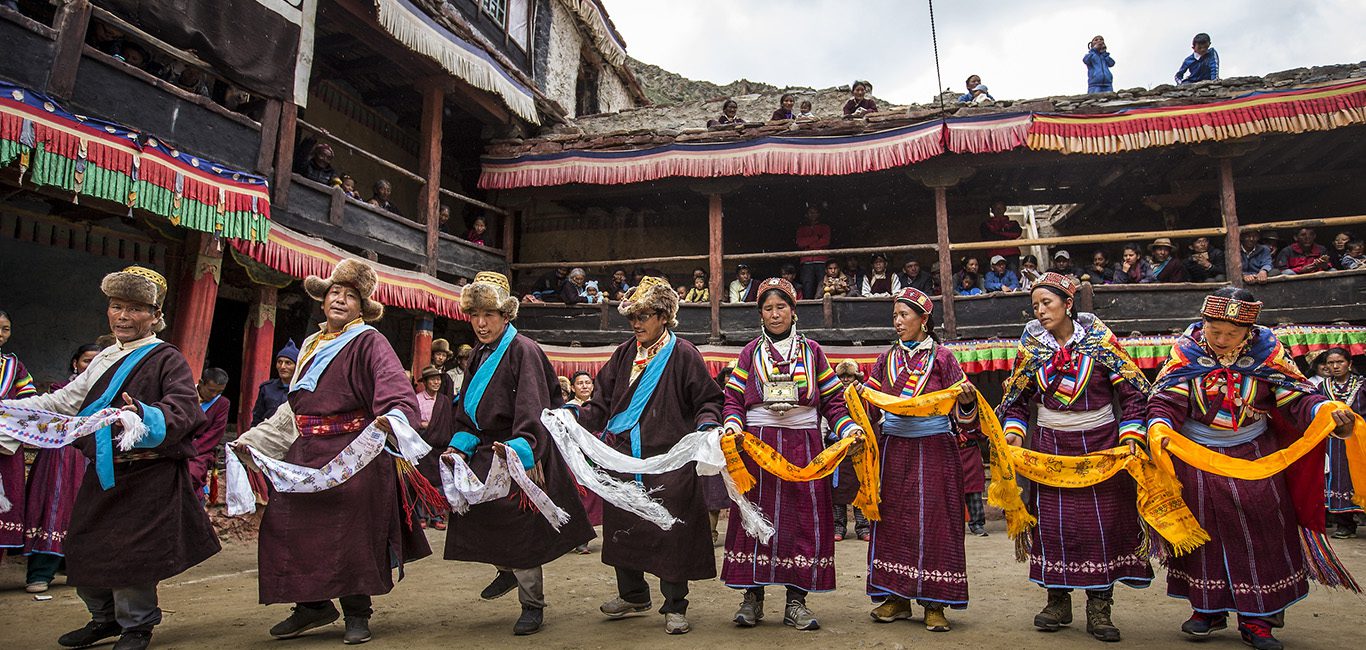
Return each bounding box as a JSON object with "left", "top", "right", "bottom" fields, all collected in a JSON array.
[
  {"left": 66, "top": 343, "right": 220, "bottom": 589},
  {"left": 577, "top": 334, "right": 724, "bottom": 584},
  {"left": 257, "top": 329, "right": 431, "bottom": 604},
  {"left": 24, "top": 379, "right": 87, "bottom": 556},
  {"left": 442, "top": 332, "right": 594, "bottom": 569},
  {"left": 186, "top": 394, "right": 230, "bottom": 496}
]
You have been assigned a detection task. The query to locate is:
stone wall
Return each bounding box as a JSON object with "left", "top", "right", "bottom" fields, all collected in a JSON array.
[{"left": 539, "top": 0, "right": 640, "bottom": 117}]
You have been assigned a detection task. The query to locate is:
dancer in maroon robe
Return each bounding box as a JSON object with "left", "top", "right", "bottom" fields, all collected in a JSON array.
[
  {"left": 575, "top": 276, "right": 724, "bottom": 635},
  {"left": 2, "top": 267, "right": 219, "bottom": 650}
]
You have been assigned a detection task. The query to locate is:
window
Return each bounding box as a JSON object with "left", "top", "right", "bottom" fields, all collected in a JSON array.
[
  {"left": 480, "top": 0, "right": 506, "bottom": 26},
  {"left": 508, "top": 0, "right": 530, "bottom": 51}
]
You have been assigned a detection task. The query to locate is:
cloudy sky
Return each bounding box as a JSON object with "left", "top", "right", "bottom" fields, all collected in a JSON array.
[{"left": 602, "top": 0, "right": 1366, "bottom": 104}]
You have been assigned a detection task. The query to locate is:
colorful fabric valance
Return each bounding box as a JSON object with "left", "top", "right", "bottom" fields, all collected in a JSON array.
[
  {"left": 0, "top": 82, "right": 271, "bottom": 243},
  {"left": 228, "top": 221, "right": 468, "bottom": 321}
]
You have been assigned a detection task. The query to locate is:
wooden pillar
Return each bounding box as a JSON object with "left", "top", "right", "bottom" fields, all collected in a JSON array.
[
  {"left": 419, "top": 82, "right": 445, "bottom": 275},
  {"left": 933, "top": 186, "right": 957, "bottom": 339},
  {"left": 503, "top": 209, "right": 518, "bottom": 264},
  {"left": 272, "top": 104, "right": 297, "bottom": 209},
  {"left": 1219, "top": 158, "right": 1243, "bottom": 286},
  {"left": 48, "top": 0, "right": 92, "bottom": 98},
  {"left": 707, "top": 193, "right": 724, "bottom": 343},
  {"left": 411, "top": 313, "right": 434, "bottom": 383},
  {"left": 238, "top": 286, "right": 278, "bottom": 429},
  {"left": 256, "top": 99, "right": 283, "bottom": 173},
  {"left": 168, "top": 232, "right": 223, "bottom": 379}
]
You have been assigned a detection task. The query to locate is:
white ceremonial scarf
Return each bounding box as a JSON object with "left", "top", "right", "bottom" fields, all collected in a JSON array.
[
  {"left": 0, "top": 405, "right": 149, "bottom": 512},
  {"left": 438, "top": 444, "right": 570, "bottom": 530}
]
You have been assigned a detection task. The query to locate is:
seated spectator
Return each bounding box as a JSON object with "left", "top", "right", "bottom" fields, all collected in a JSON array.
[
  {"left": 1329, "top": 231, "right": 1354, "bottom": 268},
  {"left": 1019, "top": 254, "right": 1042, "bottom": 290},
  {"left": 708, "top": 99, "right": 744, "bottom": 127},
  {"left": 1175, "top": 33, "right": 1219, "bottom": 84},
  {"left": 1276, "top": 227, "right": 1332, "bottom": 275},
  {"left": 822, "top": 259, "right": 851, "bottom": 296},
  {"left": 1339, "top": 240, "right": 1366, "bottom": 270},
  {"left": 685, "top": 275, "right": 709, "bottom": 303},
  {"left": 676, "top": 285, "right": 689, "bottom": 301},
  {"left": 982, "top": 200, "right": 1023, "bottom": 270},
  {"left": 529, "top": 265, "right": 569, "bottom": 302},
  {"left": 176, "top": 66, "right": 213, "bottom": 97},
  {"left": 1084, "top": 35, "right": 1116, "bottom": 94},
  {"left": 1087, "top": 250, "right": 1119, "bottom": 285},
  {"left": 369, "top": 179, "right": 401, "bottom": 215},
  {"left": 958, "top": 75, "right": 994, "bottom": 103},
  {"left": 953, "top": 256, "right": 983, "bottom": 291},
  {"left": 843, "top": 80, "right": 878, "bottom": 117},
  {"left": 955, "top": 272, "right": 983, "bottom": 296},
  {"left": 1112, "top": 243, "right": 1152, "bottom": 284},
  {"left": 1239, "top": 230, "right": 1273, "bottom": 285},
  {"left": 1144, "top": 238, "right": 1189, "bottom": 282},
  {"left": 465, "top": 216, "right": 488, "bottom": 247},
  {"left": 1260, "top": 230, "right": 1283, "bottom": 259},
  {"left": 895, "top": 258, "right": 934, "bottom": 294},
  {"left": 862, "top": 253, "right": 894, "bottom": 296},
  {"left": 1049, "top": 250, "right": 1078, "bottom": 277},
  {"left": 983, "top": 255, "right": 1020, "bottom": 292},
  {"left": 772, "top": 93, "right": 796, "bottom": 121},
  {"left": 608, "top": 268, "right": 632, "bottom": 300},
  {"left": 560, "top": 267, "right": 588, "bottom": 304},
  {"left": 296, "top": 142, "right": 338, "bottom": 185},
  {"left": 584, "top": 281, "right": 604, "bottom": 304},
  {"left": 779, "top": 263, "right": 804, "bottom": 299},
  {"left": 796, "top": 100, "right": 815, "bottom": 120},
  {"left": 339, "top": 174, "right": 362, "bottom": 200},
  {"left": 728, "top": 264, "right": 759, "bottom": 302},
  {"left": 88, "top": 21, "right": 127, "bottom": 58},
  {"left": 845, "top": 256, "right": 868, "bottom": 297},
  {"left": 1183, "top": 236, "right": 1225, "bottom": 282}
]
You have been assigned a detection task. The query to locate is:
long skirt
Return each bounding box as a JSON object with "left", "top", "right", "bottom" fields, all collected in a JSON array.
[
  {"left": 23, "top": 447, "right": 86, "bottom": 555},
  {"left": 1326, "top": 437, "right": 1363, "bottom": 514},
  {"left": 0, "top": 451, "right": 24, "bottom": 548},
  {"left": 721, "top": 425, "right": 835, "bottom": 592},
  {"left": 1027, "top": 422, "right": 1152, "bottom": 589},
  {"left": 867, "top": 432, "right": 968, "bottom": 607},
  {"left": 1167, "top": 434, "right": 1308, "bottom": 616}
]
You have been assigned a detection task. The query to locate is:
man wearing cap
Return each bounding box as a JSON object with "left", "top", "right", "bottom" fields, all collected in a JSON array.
[
  {"left": 983, "top": 255, "right": 1021, "bottom": 292},
  {"left": 0, "top": 266, "right": 219, "bottom": 650},
  {"left": 1049, "top": 250, "right": 1078, "bottom": 278},
  {"left": 574, "top": 276, "right": 724, "bottom": 635},
  {"left": 250, "top": 340, "right": 297, "bottom": 427},
  {"left": 1144, "top": 238, "right": 1190, "bottom": 283},
  {"left": 728, "top": 264, "right": 758, "bottom": 303}
]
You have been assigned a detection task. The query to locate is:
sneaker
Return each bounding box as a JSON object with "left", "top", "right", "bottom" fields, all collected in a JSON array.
[
  {"left": 870, "top": 596, "right": 913, "bottom": 623},
  {"left": 600, "top": 597, "right": 652, "bottom": 618},
  {"left": 924, "top": 605, "right": 950, "bottom": 632},
  {"left": 969, "top": 524, "right": 988, "bottom": 537},
  {"left": 1238, "top": 618, "right": 1283, "bottom": 650},
  {"left": 343, "top": 617, "right": 372, "bottom": 645},
  {"left": 269, "top": 604, "right": 340, "bottom": 639},
  {"left": 664, "top": 612, "right": 690, "bottom": 634},
  {"left": 733, "top": 591, "right": 763, "bottom": 627},
  {"left": 1181, "top": 611, "right": 1228, "bottom": 637},
  {"left": 859, "top": 533, "right": 872, "bottom": 542},
  {"left": 112, "top": 630, "right": 152, "bottom": 650},
  {"left": 575, "top": 544, "right": 591, "bottom": 555},
  {"left": 480, "top": 571, "right": 519, "bottom": 600},
  {"left": 433, "top": 519, "right": 447, "bottom": 531},
  {"left": 58, "top": 620, "right": 122, "bottom": 648},
  {"left": 783, "top": 600, "right": 819, "bottom": 631},
  {"left": 513, "top": 606, "right": 543, "bottom": 636},
  {"left": 1332, "top": 526, "right": 1356, "bottom": 539},
  {"left": 833, "top": 533, "right": 844, "bottom": 542},
  {"left": 25, "top": 581, "right": 49, "bottom": 593}
]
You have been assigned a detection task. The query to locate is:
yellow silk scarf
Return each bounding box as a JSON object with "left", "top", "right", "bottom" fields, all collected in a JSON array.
[
  {"left": 723, "top": 416, "right": 882, "bottom": 520},
  {"left": 1148, "top": 401, "right": 1366, "bottom": 511}
]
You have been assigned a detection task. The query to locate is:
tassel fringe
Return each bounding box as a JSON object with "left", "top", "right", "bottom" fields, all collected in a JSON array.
[{"left": 1299, "top": 527, "right": 1361, "bottom": 592}]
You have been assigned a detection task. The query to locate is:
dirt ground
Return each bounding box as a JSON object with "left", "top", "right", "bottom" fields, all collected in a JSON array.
[{"left": 3, "top": 513, "right": 1364, "bottom": 649}]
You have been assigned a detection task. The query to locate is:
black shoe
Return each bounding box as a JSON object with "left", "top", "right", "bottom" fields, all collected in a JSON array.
[
  {"left": 58, "top": 620, "right": 122, "bottom": 648},
  {"left": 343, "top": 617, "right": 372, "bottom": 645},
  {"left": 269, "top": 604, "right": 340, "bottom": 639},
  {"left": 513, "top": 606, "right": 543, "bottom": 636},
  {"left": 1181, "top": 612, "right": 1228, "bottom": 637},
  {"left": 112, "top": 630, "right": 152, "bottom": 650},
  {"left": 481, "top": 571, "right": 519, "bottom": 601}
]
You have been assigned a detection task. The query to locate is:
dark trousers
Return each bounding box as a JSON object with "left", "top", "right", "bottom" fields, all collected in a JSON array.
[
  {"left": 26, "top": 552, "right": 63, "bottom": 584},
  {"left": 965, "top": 492, "right": 986, "bottom": 528},
  {"left": 833, "top": 503, "right": 870, "bottom": 537},
  {"left": 617, "top": 567, "right": 689, "bottom": 614},
  {"left": 300, "top": 594, "right": 373, "bottom": 618},
  {"left": 748, "top": 585, "right": 807, "bottom": 604},
  {"left": 799, "top": 262, "right": 825, "bottom": 301},
  {"left": 78, "top": 583, "right": 160, "bottom": 632},
  {"left": 1332, "top": 512, "right": 1358, "bottom": 533}
]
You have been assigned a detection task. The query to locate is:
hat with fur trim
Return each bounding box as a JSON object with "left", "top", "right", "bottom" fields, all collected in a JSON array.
[
  {"left": 618, "top": 275, "right": 679, "bottom": 328},
  {"left": 101, "top": 266, "right": 169, "bottom": 332},
  {"left": 834, "top": 359, "right": 862, "bottom": 379},
  {"left": 304, "top": 259, "right": 384, "bottom": 322},
  {"left": 431, "top": 338, "right": 452, "bottom": 354},
  {"left": 460, "top": 271, "right": 519, "bottom": 321}
]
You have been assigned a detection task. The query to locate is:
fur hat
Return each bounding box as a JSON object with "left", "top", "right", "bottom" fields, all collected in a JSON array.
[
  {"left": 834, "top": 359, "right": 862, "bottom": 379},
  {"left": 304, "top": 259, "right": 384, "bottom": 322},
  {"left": 460, "top": 271, "right": 519, "bottom": 321},
  {"left": 431, "top": 338, "right": 452, "bottom": 354},
  {"left": 618, "top": 276, "right": 679, "bottom": 328},
  {"left": 101, "top": 266, "right": 168, "bottom": 332}
]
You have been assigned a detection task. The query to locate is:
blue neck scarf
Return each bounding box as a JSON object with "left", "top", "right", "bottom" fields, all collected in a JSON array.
[
  {"left": 463, "top": 324, "right": 518, "bottom": 432},
  {"left": 291, "top": 324, "right": 375, "bottom": 393},
  {"left": 606, "top": 333, "right": 676, "bottom": 481},
  {"left": 81, "top": 342, "right": 160, "bottom": 490},
  {"left": 200, "top": 394, "right": 221, "bottom": 412}
]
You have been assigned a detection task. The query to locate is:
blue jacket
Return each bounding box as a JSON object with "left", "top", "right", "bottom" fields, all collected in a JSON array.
[
  {"left": 1241, "top": 244, "right": 1273, "bottom": 275},
  {"left": 984, "top": 270, "right": 1020, "bottom": 292},
  {"left": 1176, "top": 49, "right": 1219, "bottom": 84},
  {"left": 1083, "top": 48, "right": 1115, "bottom": 87}
]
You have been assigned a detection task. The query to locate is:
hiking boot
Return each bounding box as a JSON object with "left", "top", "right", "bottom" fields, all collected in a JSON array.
[
  {"left": 269, "top": 604, "right": 340, "bottom": 639},
  {"left": 480, "top": 571, "right": 518, "bottom": 600},
  {"left": 664, "top": 613, "right": 690, "bottom": 634},
  {"left": 513, "top": 606, "right": 543, "bottom": 636},
  {"left": 924, "top": 604, "right": 950, "bottom": 632},
  {"left": 1033, "top": 589, "right": 1072, "bottom": 631},
  {"left": 112, "top": 630, "right": 152, "bottom": 650},
  {"left": 1181, "top": 611, "right": 1228, "bottom": 637},
  {"left": 59, "top": 620, "right": 122, "bottom": 648},
  {"left": 870, "top": 596, "right": 913, "bottom": 623},
  {"left": 1085, "top": 592, "right": 1120, "bottom": 642},
  {"left": 1238, "top": 618, "right": 1284, "bottom": 650},
  {"left": 600, "top": 597, "right": 652, "bottom": 618},
  {"left": 783, "top": 600, "right": 820, "bottom": 631},
  {"left": 343, "top": 617, "right": 372, "bottom": 645},
  {"left": 733, "top": 591, "right": 763, "bottom": 627}
]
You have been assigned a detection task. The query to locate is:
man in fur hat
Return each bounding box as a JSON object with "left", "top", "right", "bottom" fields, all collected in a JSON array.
[
  {"left": 1, "top": 266, "right": 219, "bottom": 650},
  {"left": 234, "top": 259, "right": 430, "bottom": 645},
  {"left": 574, "top": 276, "right": 724, "bottom": 635}
]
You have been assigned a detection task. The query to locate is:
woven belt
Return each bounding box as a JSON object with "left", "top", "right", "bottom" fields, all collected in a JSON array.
[
  {"left": 295, "top": 410, "right": 368, "bottom": 437},
  {"left": 114, "top": 450, "right": 162, "bottom": 463}
]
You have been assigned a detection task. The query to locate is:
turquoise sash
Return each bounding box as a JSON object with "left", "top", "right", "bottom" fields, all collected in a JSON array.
[
  {"left": 81, "top": 342, "right": 160, "bottom": 490},
  {"left": 290, "top": 324, "right": 376, "bottom": 394},
  {"left": 200, "top": 394, "right": 221, "bottom": 412},
  {"left": 463, "top": 324, "right": 518, "bottom": 432},
  {"left": 606, "top": 334, "right": 676, "bottom": 482}
]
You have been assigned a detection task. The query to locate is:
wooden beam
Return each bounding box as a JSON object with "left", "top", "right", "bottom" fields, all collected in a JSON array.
[
  {"left": 48, "top": 0, "right": 91, "bottom": 98},
  {"left": 933, "top": 186, "right": 956, "bottom": 339},
  {"left": 256, "top": 99, "right": 283, "bottom": 174},
  {"left": 273, "top": 104, "right": 297, "bottom": 209},
  {"left": 419, "top": 82, "right": 445, "bottom": 275},
  {"left": 298, "top": 118, "right": 425, "bottom": 183},
  {"left": 1219, "top": 158, "right": 1243, "bottom": 287},
  {"left": 1172, "top": 168, "right": 1366, "bottom": 195},
  {"left": 502, "top": 206, "right": 519, "bottom": 264},
  {"left": 708, "top": 193, "right": 724, "bottom": 343}
]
